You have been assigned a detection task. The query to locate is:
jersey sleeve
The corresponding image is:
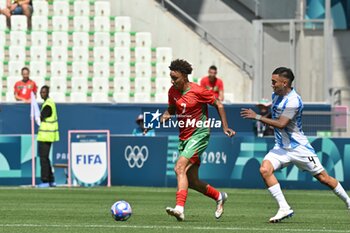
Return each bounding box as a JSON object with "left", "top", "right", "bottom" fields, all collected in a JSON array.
[
  {"left": 168, "top": 87, "right": 176, "bottom": 107},
  {"left": 218, "top": 79, "right": 224, "bottom": 91},
  {"left": 281, "top": 97, "right": 299, "bottom": 119},
  {"left": 197, "top": 86, "right": 216, "bottom": 105},
  {"left": 32, "top": 81, "right": 38, "bottom": 94}
]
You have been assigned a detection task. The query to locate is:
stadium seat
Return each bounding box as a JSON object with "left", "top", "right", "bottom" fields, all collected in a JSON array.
[
  {"left": 10, "top": 31, "right": 27, "bottom": 46},
  {"left": 113, "top": 92, "right": 130, "bottom": 103},
  {"left": 72, "top": 32, "right": 90, "bottom": 47},
  {"left": 73, "top": 16, "right": 90, "bottom": 32},
  {"left": 135, "top": 32, "right": 152, "bottom": 47},
  {"left": 30, "top": 46, "right": 47, "bottom": 61},
  {"left": 53, "top": 1, "right": 69, "bottom": 16},
  {"left": 93, "top": 62, "right": 110, "bottom": 78},
  {"left": 94, "top": 16, "right": 110, "bottom": 32},
  {"left": 31, "top": 31, "right": 48, "bottom": 47},
  {"left": 156, "top": 63, "right": 170, "bottom": 78},
  {"left": 6, "top": 76, "right": 18, "bottom": 93},
  {"left": 52, "top": 16, "right": 69, "bottom": 31},
  {"left": 0, "top": 63, "right": 3, "bottom": 77},
  {"left": 94, "top": 32, "right": 110, "bottom": 47},
  {"left": 135, "top": 63, "right": 152, "bottom": 78},
  {"left": 114, "top": 32, "right": 131, "bottom": 47},
  {"left": 51, "top": 46, "right": 68, "bottom": 62},
  {"left": 92, "top": 92, "right": 109, "bottom": 103},
  {"left": 30, "top": 61, "right": 47, "bottom": 77},
  {"left": 9, "top": 46, "right": 26, "bottom": 61},
  {"left": 32, "top": 1, "right": 48, "bottom": 16},
  {"left": 113, "top": 78, "right": 130, "bottom": 94},
  {"left": 8, "top": 61, "right": 24, "bottom": 76},
  {"left": 94, "top": 1, "right": 111, "bottom": 16},
  {"left": 135, "top": 78, "right": 151, "bottom": 93},
  {"left": 72, "top": 46, "right": 89, "bottom": 62},
  {"left": 71, "top": 77, "right": 88, "bottom": 93},
  {"left": 0, "top": 46, "right": 4, "bottom": 61},
  {"left": 0, "top": 15, "right": 6, "bottom": 31},
  {"left": 6, "top": 92, "right": 16, "bottom": 102},
  {"left": 93, "top": 47, "right": 110, "bottom": 63},
  {"left": 92, "top": 77, "right": 109, "bottom": 93},
  {"left": 114, "top": 47, "right": 130, "bottom": 63},
  {"left": 70, "top": 92, "right": 87, "bottom": 102},
  {"left": 31, "top": 76, "right": 45, "bottom": 90},
  {"left": 134, "top": 93, "right": 151, "bottom": 103},
  {"left": 0, "top": 31, "right": 5, "bottom": 46},
  {"left": 156, "top": 47, "right": 173, "bottom": 63},
  {"left": 50, "top": 92, "right": 66, "bottom": 102},
  {"left": 154, "top": 93, "right": 168, "bottom": 103},
  {"left": 72, "top": 62, "right": 89, "bottom": 77},
  {"left": 135, "top": 47, "right": 152, "bottom": 63},
  {"left": 114, "top": 63, "right": 130, "bottom": 78},
  {"left": 115, "top": 16, "right": 131, "bottom": 32},
  {"left": 52, "top": 32, "right": 69, "bottom": 47},
  {"left": 224, "top": 93, "right": 235, "bottom": 103},
  {"left": 50, "top": 61, "right": 67, "bottom": 77},
  {"left": 50, "top": 77, "right": 67, "bottom": 93},
  {"left": 156, "top": 78, "right": 171, "bottom": 94},
  {"left": 32, "top": 16, "right": 48, "bottom": 31},
  {"left": 73, "top": 1, "right": 90, "bottom": 16},
  {"left": 11, "top": 15, "right": 27, "bottom": 31}
]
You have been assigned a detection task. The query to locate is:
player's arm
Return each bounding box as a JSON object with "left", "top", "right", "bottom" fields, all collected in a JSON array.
[
  {"left": 212, "top": 100, "right": 235, "bottom": 137},
  {"left": 218, "top": 90, "right": 224, "bottom": 102},
  {"left": 160, "top": 105, "right": 175, "bottom": 123},
  {"left": 240, "top": 108, "right": 290, "bottom": 129}
]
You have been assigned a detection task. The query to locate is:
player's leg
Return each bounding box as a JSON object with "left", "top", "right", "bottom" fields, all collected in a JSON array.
[
  {"left": 166, "top": 155, "right": 192, "bottom": 221},
  {"left": 187, "top": 164, "right": 227, "bottom": 219},
  {"left": 314, "top": 170, "right": 350, "bottom": 209},
  {"left": 261, "top": 149, "right": 294, "bottom": 223}
]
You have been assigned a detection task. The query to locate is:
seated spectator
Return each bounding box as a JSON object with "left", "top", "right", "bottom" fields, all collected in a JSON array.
[
  {"left": 132, "top": 114, "right": 155, "bottom": 136},
  {"left": 2, "top": 0, "right": 32, "bottom": 29},
  {"left": 255, "top": 99, "right": 274, "bottom": 137},
  {"left": 14, "top": 67, "right": 37, "bottom": 103},
  {"left": 200, "top": 65, "right": 224, "bottom": 101}
]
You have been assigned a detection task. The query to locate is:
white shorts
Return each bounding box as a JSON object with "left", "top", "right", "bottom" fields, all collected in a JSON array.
[{"left": 264, "top": 145, "right": 324, "bottom": 176}]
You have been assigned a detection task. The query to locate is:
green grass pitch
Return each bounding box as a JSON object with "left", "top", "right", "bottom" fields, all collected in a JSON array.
[{"left": 0, "top": 186, "right": 349, "bottom": 233}]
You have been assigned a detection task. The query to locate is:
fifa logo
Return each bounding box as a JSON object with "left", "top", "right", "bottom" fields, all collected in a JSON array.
[{"left": 124, "top": 145, "right": 149, "bottom": 168}]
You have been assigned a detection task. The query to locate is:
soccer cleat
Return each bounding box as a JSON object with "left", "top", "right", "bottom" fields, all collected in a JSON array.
[
  {"left": 269, "top": 208, "right": 294, "bottom": 223},
  {"left": 36, "top": 182, "right": 50, "bottom": 188},
  {"left": 215, "top": 192, "right": 228, "bottom": 219},
  {"left": 166, "top": 207, "right": 185, "bottom": 221}
]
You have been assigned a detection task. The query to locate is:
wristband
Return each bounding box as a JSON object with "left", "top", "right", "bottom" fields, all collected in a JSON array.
[{"left": 255, "top": 114, "right": 262, "bottom": 120}]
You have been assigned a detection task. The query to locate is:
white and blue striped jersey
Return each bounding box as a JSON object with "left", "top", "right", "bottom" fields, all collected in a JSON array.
[{"left": 271, "top": 88, "right": 314, "bottom": 152}]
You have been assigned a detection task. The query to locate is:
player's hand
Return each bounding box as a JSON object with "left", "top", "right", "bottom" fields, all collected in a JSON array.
[
  {"left": 224, "top": 128, "right": 236, "bottom": 137},
  {"left": 240, "top": 108, "right": 257, "bottom": 120}
]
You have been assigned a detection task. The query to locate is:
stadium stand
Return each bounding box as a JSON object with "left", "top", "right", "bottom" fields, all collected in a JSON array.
[{"left": 0, "top": 0, "right": 174, "bottom": 103}]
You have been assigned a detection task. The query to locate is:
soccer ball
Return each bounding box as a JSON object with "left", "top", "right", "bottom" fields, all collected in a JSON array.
[{"left": 111, "top": 200, "right": 132, "bottom": 221}]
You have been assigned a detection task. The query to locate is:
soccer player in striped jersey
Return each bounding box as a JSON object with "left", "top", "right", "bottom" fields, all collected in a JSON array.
[
  {"left": 241, "top": 67, "right": 350, "bottom": 223},
  {"left": 161, "top": 59, "right": 235, "bottom": 221}
]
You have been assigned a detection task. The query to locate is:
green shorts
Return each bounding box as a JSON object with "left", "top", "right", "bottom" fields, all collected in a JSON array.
[{"left": 178, "top": 133, "right": 209, "bottom": 166}]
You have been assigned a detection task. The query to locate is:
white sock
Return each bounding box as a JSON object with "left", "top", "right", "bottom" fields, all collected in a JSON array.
[
  {"left": 333, "top": 182, "right": 350, "bottom": 208},
  {"left": 218, "top": 192, "right": 222, "bottom": 201},
  {"left": 268, "top": 183, "right": 290, "bottom": 209},
  {"left": 174, "top": 205, "right": 184, "bottom": 213}
]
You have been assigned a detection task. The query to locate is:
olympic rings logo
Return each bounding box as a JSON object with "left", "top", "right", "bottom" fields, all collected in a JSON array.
[{"left": 124, "top": 145, "right": 149, "bottom": 168}]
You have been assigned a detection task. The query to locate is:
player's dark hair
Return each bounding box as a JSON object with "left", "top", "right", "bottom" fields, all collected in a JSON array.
[
  {"left": 21, "top": 67, "right": 30, "bottom": 74},
  {"left": 169, "top": 59, "right": 193, "bottom": 75},
  {"left": 41, "top": 85, "right": 50, "bottom": 92},
  {"left": 209, "top": 65, "right": 217, "bottom": 71},
  {"left": 272, "top": 67, "right": 294, "bottom": 85}
]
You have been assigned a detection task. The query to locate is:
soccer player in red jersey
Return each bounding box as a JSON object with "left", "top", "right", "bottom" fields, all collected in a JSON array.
[{"left": 161, "top": 59, "right": 235, "bottom": 221}]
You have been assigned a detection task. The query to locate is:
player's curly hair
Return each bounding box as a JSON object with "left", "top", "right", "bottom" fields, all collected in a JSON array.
[{"left": 169, "top": 59, "right": 193, "bottom": 75}]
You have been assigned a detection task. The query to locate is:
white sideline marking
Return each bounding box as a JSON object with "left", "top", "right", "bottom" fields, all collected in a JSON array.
[{"left": 1, "top": 224, "right": 349, "bottom": 232}]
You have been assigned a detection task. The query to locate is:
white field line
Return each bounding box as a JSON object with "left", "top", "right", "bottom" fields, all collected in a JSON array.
[{"left": 0, "top": 224, "right": 349, "bottom": 232}]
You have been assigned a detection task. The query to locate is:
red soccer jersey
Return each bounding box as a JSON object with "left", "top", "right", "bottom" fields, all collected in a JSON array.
[
  {"left": 168, "top": 82, "right": 217, "bottom": 140},
  {"left": 14, "top": 79, "right": 37, "bottom": 101},
  {"left": 200, "top": 76, "right": 224, "bottom": 99}
]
